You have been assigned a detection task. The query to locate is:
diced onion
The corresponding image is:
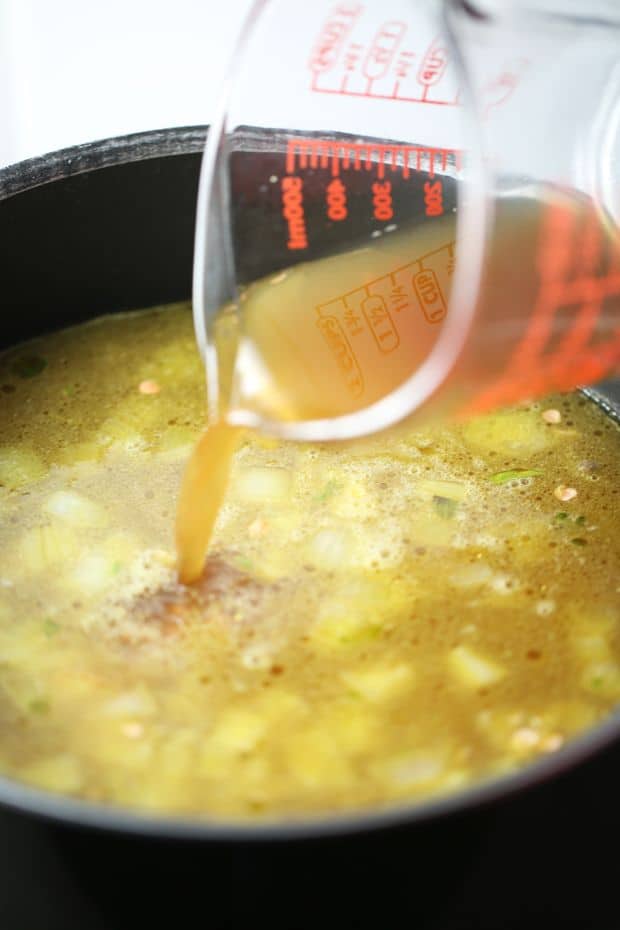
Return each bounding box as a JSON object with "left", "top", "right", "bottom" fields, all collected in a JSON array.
[
  {"left": 21, "top": 753, "right": 84, "bottom": 793},
  {"left": 43, "top": 491, "right": 108, "bottom": 527},
  {"left": 233, "top": 466, "right": 291, "bottom": 503},
  {"left": 341, "top": 663, "right": 414, "bottom": 702},
  {"left": 449, "top": 645, "right": 506, "bottom": 688}
]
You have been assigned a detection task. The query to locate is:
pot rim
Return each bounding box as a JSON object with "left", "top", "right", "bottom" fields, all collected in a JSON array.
[
  {"left": 0, "top": 126, "right": 207, "bottom": 201},
  {"left": 0, "top": 128, "right": 619, "bottom": 842}
]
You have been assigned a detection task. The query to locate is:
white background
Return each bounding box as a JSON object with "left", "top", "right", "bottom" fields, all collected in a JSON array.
[{"left": 0, "top": 0, "right": 254, "bottom": 168}]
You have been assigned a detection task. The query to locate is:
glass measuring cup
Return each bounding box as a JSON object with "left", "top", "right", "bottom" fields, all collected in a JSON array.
[{"left": 194, "top": 0, "right": 620, "bottom": 440}]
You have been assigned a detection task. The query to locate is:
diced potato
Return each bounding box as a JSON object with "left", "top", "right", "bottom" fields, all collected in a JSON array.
[
  {"left": 156, "top": 729, "right": 198, "bottom": 780},
  {"left": 257, "top": 690, "right": 308, "bottom": 724},
  {"left": 321, "top": 703, "right": 377, "bottom": 753},
  {"left": 105, "top": 532, "right": 149, "bottom": 562},
  {"left": 341, "top": 663, "right": 414, "bottom": 702},
  {"left": 571, "top": 634, "right": 612, "bottom": 663},
  {"left": 0, "top": 619, "right": 64, "bottom": 668},
  {"left": 70, "top": 553, "right": 116, "bottom": 594},
  {"left": 233, "top": 466, "right": 291, "bottom": 503},
  {"left": 311, "top": 608, "right": 379, "bottom": 647},
  {"left": 547, "top": 700, "right": 599, "bottom": 733},
  {"left": 206, "top": 708, "right": 266, "bottom": 754},
  {"left": 21, "top": 753, "right": 84, "bottom": 793},
  {"left": 0, "top": 446, "right": 46, "bottom": 489},
  {"left": 311, "top": 580, "right": 384, "bottom": 647},
  {"left": 17, "top": 523, "right": 78, "bottom": 574},
  {"left": 462, "top": 409, "right": 558, "bottom": 458},
  {"left": 286, "top": 727, "right": 353, "bottom": 789},
  {"left": 569, "top": 607, "right": 619, "bottom": 637},
  {"left": 306, "top": 528, "right": 350, "bottom": 570},
  {"left": 408, "top": 507, "right": 455, "bottom": 547},
  {"left": 581, "top": 662, "right": 620, "bottom": 699},
  {"left": 476, "top": 708, "right": 520, "bottom": 741},
  {"left": 448, "top": 645, "right": 506, "bottom": 688},
  {"left": 374, "top": 753, "right": 444, "bottom": 789},
  {"left": 43, "top": 491, "right": 108, "bottom": 528},
  {"left": 79, "top": 721, "right": 154, "bottom": 770},
  {"left": 413, "top": 478, "right": 470, "bottom": 502},
  {"left": 198, "top": 749, "right": 234, "bottom": 781},
  {"left": 102, "top": 684, "right": 157, "bottom": 718},
  {"left": 48, "top": 666, "right": 105, "bottom": 704},
  {"left": 329, "top": 478, "right": 377, "bottom": 520},
  {"left": 68, "top": 533, "right": 138, "bottom": 594},
  {"left": 1, "top": 667, "right": 49, "bottom": 714},
  {"left": 199, "top": 708, "right": 267, "bottom": 778},
  {"left": 449, "top": 561, "right": 493, "bottom": 588},
  {"left": 312, "top": 575, "right": 411, "bottom": 648}
]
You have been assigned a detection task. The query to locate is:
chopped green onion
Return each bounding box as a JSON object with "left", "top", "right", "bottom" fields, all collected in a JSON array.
[
  {"left": 575, "top": 515, "right": 586, "bottom": 526},
  {"left": 555, "top": 512, "right": 569, "bottom": 521},
  {"left": 43, "top": 618, "right": 60, "bottom": 637},
  {"left": 28, "top": 698, "right": 50, "bottom": 714},
  {"left": 489, "top": 468, "right": 543, "bottom": 485},
  {"left": 315, "top": 479, "right": 341, "bottom": 503},
  {"left": 11, "top": 356, "right": 47, "bottom": 379},
  {"left": 433, "top": 495, "right": 458, "bottom": 519},
  {"left": 571, "top": 537, "right": 587, "bottom": 546}
]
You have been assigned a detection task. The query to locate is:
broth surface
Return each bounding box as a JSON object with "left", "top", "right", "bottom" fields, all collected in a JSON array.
[{"left": 0, "top": 303, "right": 618, "bottom": 819}]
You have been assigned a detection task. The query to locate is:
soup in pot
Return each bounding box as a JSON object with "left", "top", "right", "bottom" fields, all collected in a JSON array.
[{"left": 0, "top": 302, "right": 618, "bottom": 819}]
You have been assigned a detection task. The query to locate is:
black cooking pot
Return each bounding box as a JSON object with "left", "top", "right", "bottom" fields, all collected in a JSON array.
[{"left": 1, "top": 128, "right": 620, "bottom": 930}]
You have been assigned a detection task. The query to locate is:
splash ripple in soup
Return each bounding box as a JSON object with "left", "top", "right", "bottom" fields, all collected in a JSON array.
[{"left": 0, "top": 303, "right": 618, "bottom": 819}]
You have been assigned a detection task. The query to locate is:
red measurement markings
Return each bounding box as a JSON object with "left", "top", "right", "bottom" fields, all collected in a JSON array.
[
  {"left": 316, "top": 241, "right": 453, "bottom": 366},
  {"left": 326, "top": 177, "right": 347, "bottom": 221},
  {"left": 372, "top": 180, "right": 393, "bottom": 221},
  {"left": 343, "top": 305, "right": 363, "bottom": 337},
  {"left": 362, "top": 21, "right": 406, "bottom": 81},
  {"left": 413, "top": 268, "right": 446, "bottom": 323},
  {"left": 361, "top": 295, "right": 400, "bottom": 352},
  {"left": 283, "top": 138, "right": 460, "bottom": 238},
  {"left": 424, "top": 179, "right": 443, "bottom": 217},
  {"left": 287, "top": 138, "right": 458, "bottom": 177},
  {"left": 316, "top": 315, "right": 364, "bottom": 397},
  {"left": 281, "top": 176, "right": 308, "bottom": 250},
  {"left": 285, "top": 138, "right": 458, "bottom": 225},
  {"left": 343, "top": 42, "right": 363, "bottom": 74},
  {"left": 417, "top": 37, "right": 449, "bottom": 98},
  {"left": 308, "top": 4, "right": 362, "bottom": 74},
  {"left": 311, "top": 78, "right": 460, "bottom": 106},
  {"left": 481, "top": 59, "right": 529, "bottom": 119},
  {"left": 466, "top": 201, "right": 620, "bottom": 413},
  {"left": 395, "top": 49, "right": 415, "bottom": 81},
  {"left": 309, "top": 12, "right": 459, "bottom": 105}
]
